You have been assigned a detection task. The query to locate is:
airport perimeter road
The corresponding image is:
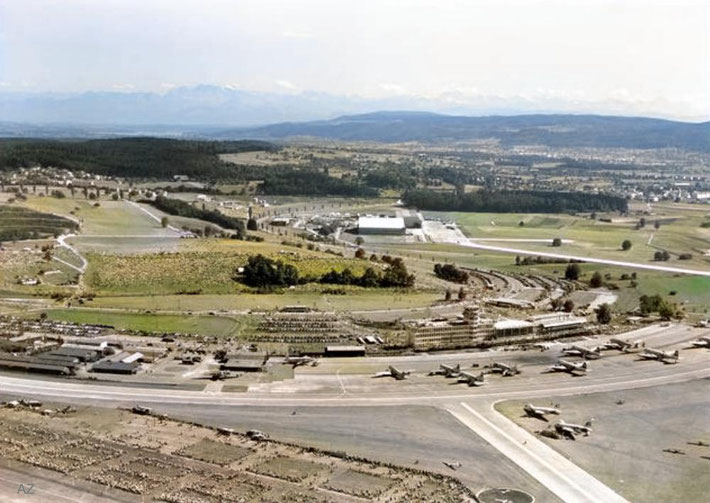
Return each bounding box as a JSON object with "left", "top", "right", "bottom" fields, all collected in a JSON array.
[
  {"left": 461, "top": 239, "right": 710, "bottom": 277},
  {"left": 447, "top": 402, "right": 629, "bottom": 503}
]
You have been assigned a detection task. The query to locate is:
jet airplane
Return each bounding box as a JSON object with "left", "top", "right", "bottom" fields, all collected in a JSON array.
[
  {"left": 487, "top": 362, "right": 521, "bottom": 376},
  {"left": 638, "top": 348, "right": 680, "bottom": 364},
  {"left": 561, "top": 345, "right": 602, "bottom": 360},
  {"left": 554, "top": 419, "right": 593, "bottom": 440},
  {"left": 548, "top": 359, "right": 588, "bottom": 375},
  {"left": 457, "top": 371, "right": 486, "bottom": 387},
  {"left": 524, "top": 403, "right": 561, "bottom": 422},
  {"left": 429, "top": 363, "right": 461, "bottom": 378},
  {"left": 373, "top": 366, "right": 411, "bottom": 380},
  {"left": 690, "top": 336, "right": 710, "bottom": 349}
]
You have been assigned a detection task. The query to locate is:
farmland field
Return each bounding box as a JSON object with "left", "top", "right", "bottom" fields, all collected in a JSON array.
[{"left": 0, "top": 204, "right": 78, "bottom": 241}]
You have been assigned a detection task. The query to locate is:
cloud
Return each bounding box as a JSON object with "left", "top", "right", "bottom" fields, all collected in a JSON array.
[
  {"left": 282, "top": 31, "right": 316, "bottom": 39},
  {"left": 378, "top": 83, "right": 408, "bottom": 95},
  {"left": 275, "top": 79, "right": 299, "bottom": 91},
  {"left": 111, "top": 83, "right": 135, "bottom": 91}
]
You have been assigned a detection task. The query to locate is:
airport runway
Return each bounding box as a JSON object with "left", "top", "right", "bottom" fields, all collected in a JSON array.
[{"left": 1, "top": 323, "right": 708, "bottom": 502}]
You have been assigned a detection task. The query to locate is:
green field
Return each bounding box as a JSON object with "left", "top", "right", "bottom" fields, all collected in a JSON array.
[
  {"left": 430, "top": 208, "right": 710, "bottom": 269},
  {"left": 44, "top": 309, "right": 251, "bottom": 336}
]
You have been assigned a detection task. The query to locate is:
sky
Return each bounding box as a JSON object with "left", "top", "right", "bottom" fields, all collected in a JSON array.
[{"left": 0, "top": 0, "right": 709, "bottom": 120}]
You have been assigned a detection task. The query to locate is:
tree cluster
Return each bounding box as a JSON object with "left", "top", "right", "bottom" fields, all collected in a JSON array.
[
  {"left": 433, "top": 263, "right": 469, "bottom": 283},
  {"left": 238, "top": 254, "right": 415, "bottom": 289},
  {"left": 150, "top": 196, "right": 245, "bottom": 237}
]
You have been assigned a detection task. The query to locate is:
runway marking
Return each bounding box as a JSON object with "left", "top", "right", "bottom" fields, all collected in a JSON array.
[
  {"left": 449, "top": 403, "right": 629, "bottom": 503},
  {"left": 336, "top": 369, "right": 347, "bottom": 395}
]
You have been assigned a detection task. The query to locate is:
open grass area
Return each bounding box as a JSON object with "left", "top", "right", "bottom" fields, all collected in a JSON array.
[
  {"left": 20, "top": 196, "right": 175, "bottom": 236},
  {"left": 83, "top": 239, "right": 374, "bottom": 295},
  {"left": 85, "top": 290, "right": 439, "bottom": 312},
  {"left": 44, "top": 309, "right": 251, "bottom": 336},
  {"left": 429, "top": 207, "right": 710, "bottom": 269}
]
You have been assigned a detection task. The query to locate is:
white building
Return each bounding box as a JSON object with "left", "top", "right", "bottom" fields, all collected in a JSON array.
[{"left": 357, "top": 216, "right": 406, "bottom": 235}]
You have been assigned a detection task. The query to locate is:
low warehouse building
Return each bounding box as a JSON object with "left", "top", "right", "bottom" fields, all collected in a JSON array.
[
  {"left": 357, "top": 216, "right": 406, "bottom": 235},
  {"left": 91, "top": 361, "right": 140, "bottom": 374},
  {"left": 325, "top": 345, "right": 366, "bottom": 357}
]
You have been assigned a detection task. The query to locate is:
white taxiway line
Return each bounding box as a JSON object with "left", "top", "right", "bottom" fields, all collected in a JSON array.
[{"left": 448, "top": 402, "right": 629, "bottom": 503}]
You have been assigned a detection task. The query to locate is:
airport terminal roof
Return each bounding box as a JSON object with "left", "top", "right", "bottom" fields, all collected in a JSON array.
[
  {"left": 494, "top": 319, "right": 534, "bottom": 330},
  {"left": 541, "top": 317, "right": 588, "bottom": 329}
]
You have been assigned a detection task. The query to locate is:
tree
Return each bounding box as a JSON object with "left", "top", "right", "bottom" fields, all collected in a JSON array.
[
  {"left": 551, "top": 237, "right": 562, "bottom": 247},
  {"left": 654, "top": 220, "right": 661, "bottom": 230},
  {"left": 354, "top": 248, "right": 366, "bottom": 259},
  {"left": 565, "top": 263, "right": 580, "bottom": 281},
  {"left": 590, "top": 271, "right": 603, "bottom": 288},
  {"left": 161, "top": 216, "right": 169, "bottom": 228},
  {"left": 355, "top": 236, "right": 365, "bottom": 246},
  {"left": 241, "top": 254, "right": 299, "bottom": 288},
  {"left": 639, "top": 217, "right": 646, "bottom": 228},
  {"left": 515, "top": 255, "right": 521, "bottom": 265},
  {"left": 621, "top": 239, "right": 632, "bottom": 251},
  {"left": 563, "top": 299, "right": 575, "bottom": 312},
  {"left": 247, "top": 218, "right": 258, "bottom": 231},
  {"left": 596, "top": 303, "right": 612, "bottom": 324},
  {"left": 654, "top": 250, "right": 670, "bottom": 261},
  {"left": 445, "top": 289, "right": 452, "bottom": 301},
  {"left": 457, "top": 287, "right": 467, "bottom": 301},
  {"left": 658, "top": 301, "right": 675, "bottom": 321}
]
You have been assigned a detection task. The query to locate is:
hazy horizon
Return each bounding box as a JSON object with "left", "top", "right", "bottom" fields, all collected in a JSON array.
[{"left": 1, "top": 0, "right": 709, "bottom": 122}]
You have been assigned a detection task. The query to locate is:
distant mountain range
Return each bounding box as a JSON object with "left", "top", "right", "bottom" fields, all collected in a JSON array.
[
  {"left": 0, "top": 86, "right": 709, "bottom": 151},
  {"left": 221, "top": 112, "right": 710, "bottom": 152}
]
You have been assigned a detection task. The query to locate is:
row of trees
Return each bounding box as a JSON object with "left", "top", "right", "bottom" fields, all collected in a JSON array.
[
  {"left": 402, "top": 188, "right": 628, "bottom": 214},
  {"left": 239, "top": 255, "right": 415, "bottom": 289},
  {"left": 149, "top": 196, "right": 245, "bottom": 237}
]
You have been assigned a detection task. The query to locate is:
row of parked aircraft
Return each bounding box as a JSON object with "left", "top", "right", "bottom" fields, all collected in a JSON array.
[{"left": 369, "top": 334, "right": 709, "bottom": 382}]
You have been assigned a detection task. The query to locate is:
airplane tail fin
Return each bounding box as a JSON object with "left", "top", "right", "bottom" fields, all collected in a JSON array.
[
  {"left": 581, "top": 361, "right": 588, "bottom": 369},
  {"left": 673, "top": 350, "right": 679, "bottom": 358}
]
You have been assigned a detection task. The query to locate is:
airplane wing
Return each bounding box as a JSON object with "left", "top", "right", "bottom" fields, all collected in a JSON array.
[{"left": 373, "top": 371, "right": 391, "bottom": 378}]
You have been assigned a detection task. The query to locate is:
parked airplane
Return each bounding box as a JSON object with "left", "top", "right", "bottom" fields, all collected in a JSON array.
[
  {"left": 690, "top": 336, "right": 710, "bottom": 349},
  {"left": 602, "top": 338, "right": 636, "bottom": 352},
  {"left": 554, "top": 419, "right": 593, "bottom": 440},
  {"left": 429, "top": 363, "right": 461, "bottom": 377},
  {"left": 638, "top": 348, "right": 680, "bottom": 363},
  {"left": 524, "top": 403, "right": 561, "bottom": 421},
  {"left": 284, "top": 356, "right": 318, "bottom": 367},
  {"left": 373, "top": 366, "right": 411, "bottom": 380},
  {"left": 488, "top": 362, "right": 521, "bottom": 376},
  {"left": 457, "top": 371, "right": 486, "bottom": 387},
  {"left": 562, "top": 344, "right": 602, "bottom": 360},
  {"left": 548, "top": 359, "right": 588, "bottom": 375}
]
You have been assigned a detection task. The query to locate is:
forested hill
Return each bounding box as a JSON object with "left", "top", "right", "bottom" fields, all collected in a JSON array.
[
  {"left": 223, "top": 112, "right": 710, "bottom": 152},
  {"left": 0, "top": 138, "right": 276, "bottom": 179},
  {"left": 403, "top": 188, "right": 628, "bottom": 214}
]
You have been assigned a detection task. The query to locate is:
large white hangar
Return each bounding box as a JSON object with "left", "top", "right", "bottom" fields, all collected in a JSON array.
[{"left": 357, "top": 215, "right": 406, "bottom": 235}]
